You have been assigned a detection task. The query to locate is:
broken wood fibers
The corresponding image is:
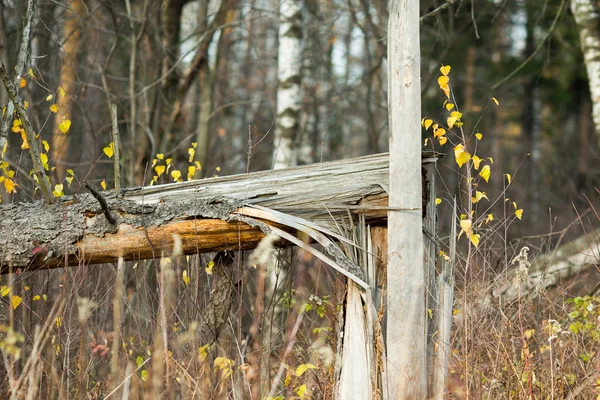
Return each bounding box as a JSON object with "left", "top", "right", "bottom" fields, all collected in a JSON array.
[{"left": 0, "top": 152, "right": 437, "bottom": 274}]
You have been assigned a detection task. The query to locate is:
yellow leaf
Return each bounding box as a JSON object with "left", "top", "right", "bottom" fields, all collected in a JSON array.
[
  {"left": 439, "top": 136, "right": 447, "bottom": 145},
  {"left": 46, "top": 94, "right": 53, "bottom": 101},
  {"left": 440, "top": 65, "right": 451, "bottom": 76},
  {"left": 524, "top": 329, "right": 535, "bottom": 339},
  {"left": 192, "top": 142, "right": 197, "bottom": 148},
  {"left": 435, "top": 198, "right": 442, "bottom": 205},
  {"left": 187, "top": 166, "right": 196, "bottom": 181},
  {"left": 470, "top": 233, "right": 480, "bottom": 247},
  {"left": 0, "top": 286, "right": 10, "bottom": 297},
  {"left": 166, "top": 158, "right": 172, "bottom": 165},
  {"left": 439, "top": 250, "right": 451, "bottom": 261},
  {"left": 471, "top": 155, "right": 482, "bottom": 170},
  {"left": 140, "top": 370, "right": 149, "bottom": 381},
  {"left": 486, "top": 214, "right": 494, "bottom": 223},
  {"left": 454, "top": 144, "right": 471, "bottom": 168},
  {"left": 24, "top": 100, "right": 28, "bottom": 109},
  {"left": 33, "top": 295, "right": 41, "bottom": 301},
  {"left": 182, "top": 270, "right": 190, "bottom": 286},
  {"left": 100, "top": 180, "right": 107, "bottom": 190},
  {"left": 42, "top": 140, "right": 50, "bottom": 152},
  {"left": 11, "top": 295, "right": 22, "bottom": 310},
  {"left": 59, "top": 119, "right": 71, "bottom": 134},
  {"left": 171, "top": 170, "right": 181, "bottom": 181},
  {"left": 515, "top": 209, "right": 524, "bottom": 220},
  {"left": 156, "top": 153, "right": 164, "bottom": 160},
  {"left": 188, "top": 147, "right": 195, "bottom": 162},
  {"left": 216, "top": 166, "right": 221, "bottom": 172},
  {"left": 20, "top": 130, "right": 29, "bottom": 150},
  {"left": 472, "top": 191, "right": 488, "bottom": 203},
  {"left": 52, "top": 184, "right": 64, "bottom": 197},
  {"left": 67, "top": 169, "right": 74, "bottom": 176},
  {"left": 195, "top": 161, "right": 201, "bottom": 171},
  {"left": 491, "top": 97, "right": 499, "bottom": 105},
  {"left": 434, "top": 127, "right": 446, "bottom": 138},
  {"left": 205, "top": 261, "right": 214, "bottom": 275},
  {"left": 447, "top": 111, "right": 463, "bottom": 129},
  {"left": 19, "top": 78, "right": 26, "bottom": 88},
  {"left": 479, "top": 165, "right": 491, "bottom": 182},
  {"left": 505, "top": 174, "right": 512, "bottom": 184},
  {"left": 459, "top": 219, "right": 472, "bottom": 238},
  {"left": 424, "top": 138, "right": 429, "bottom": 146},
  {"left": 297, "top": 384, "right": 309, "bottom": 399},
  {"left": 296, "top": 363, "right": 318, "bottom": 377},
  {"left": 488, "top": 157, "right": 494, "bottom": 164},
  {"left": 445, "top": 102, "right": 455, "bottom": 111},
  {"left": 49, "top": 104, "right": 58, "bottom": 113},
  {"left": 475, "top": 133, "right": 483, "bottom": 140},
  {"left": 55, "top": 316, "right": 62, "bottom": 328},
  {"left": 155, "top": 165, "right": 166, "bottom": 177},
  {"left": 58, "top": 87, "right": 65, "bottom": 97},
  {"left": 437, "top": 75, "right": 449, "bottom": 88},
  {"left": 65, "top": 176, "right": 73, "bottom": 186},
  {"left": 40, "top": 153, "right": 49, "bottom": 170},
  {"left": 4, "top": 178, "right": 16, "bottom": 193},
  {"left": 103, "top": 142, "right": 114, "bottom": 158}
]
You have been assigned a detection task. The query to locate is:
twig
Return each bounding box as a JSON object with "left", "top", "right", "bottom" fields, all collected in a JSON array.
[
  {"left": 84, "top": 181, "right": 117, "bottom": 224},
  {"left": 110, "top": 104, "right": 121, "bottom": 194},
  {"left": 491, "top": 0, "right": 567, "bottom": 90},
  {"left": 420, "top": 0, "right": 457, "bottom": 22}
]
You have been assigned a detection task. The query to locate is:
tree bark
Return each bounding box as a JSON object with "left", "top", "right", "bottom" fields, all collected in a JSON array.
[
  {"left": 52, "top": 0, "right": 84, "bottom": 181},
  {"left": 572, "top": 0, "right": 600, "bottom": 139},
  {"left": 386, "top": 1, "right": 426, "bottom": 399},
  {"left": 272, "top": 0, "right": 303, "bottom": 169}
]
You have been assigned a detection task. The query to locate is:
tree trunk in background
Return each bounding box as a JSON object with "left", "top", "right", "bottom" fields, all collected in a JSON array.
[
  {"left": 387, "top": 1, "right": 426, "bottom": 399},
  {"left": 272, "top": 0, "right": 303, "bottom": 169},
  {"left": 299, "top": 1, "right": 319, "bottom": 164},
  {"left": 195, "top": 1, "right": 214, "bottom": 174},
  {"left": 572, "top": 0, "right": 600, "bottom": 139},
  {"left": 52, "top": 0, "right": 84, "bottom": 182}
]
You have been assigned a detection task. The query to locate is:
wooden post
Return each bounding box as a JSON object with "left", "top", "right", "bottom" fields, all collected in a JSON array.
[{"left": 386, "top": 0, "right": 426, "bottom": 398}]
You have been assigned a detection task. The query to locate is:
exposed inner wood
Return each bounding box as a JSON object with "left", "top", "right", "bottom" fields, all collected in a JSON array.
[{"left": 1, "top": 152, "right": 436, "bottom": 272}]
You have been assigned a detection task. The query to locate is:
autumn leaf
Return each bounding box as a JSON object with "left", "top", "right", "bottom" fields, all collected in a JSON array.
[
  {"left": 470, "top": 233, "right": 480, "bottom": 247},
  {"left": 188, "top": 147, "right": 195, "bottom": 162},
  {"left": 447, "top": 111, "right": 462, "bottom": 129},
  {"left": 40, "top": 153, "right": 49, "bottom": 170},
  {"left": 471, "top": 155, "right": 482, "bottom": 170},
  {"left": 459, "top": 219, "right": 473, "bottom": 238},
  {"left": 437, "top": 75, "right": 449, "bottom": 88},
  {"left": 479, "top": 165, "right": 491, "bottom": 182},
  {"left": 439, "top": 136, "right": 447, "bottom": 145},
  {"left": 19, "top": 78, "right": 26, "bottom": 88},
  {"left": 0, "top": 286, "right": 10, "bottom": 297},
  {"left": 440, "top": 65, "right": 451, "bottom": 76},
  {"left": 4, "top": 178, "right": 16, "bottom": 193},
  {"left": 156, "top": 153, "right": 164, "bottom": 160},
  {"left": 171, "top": 170, "right": 181, "bottom": 181},
  {"left": 155, "top": 165, "right": 166, "bottom": 177},
  {"left": 11, "top": 295, "right": 22, "bottom": 310},
  {"left": 491, "top": 97, "right": 499, "bottom": 105},
  {"left": 445, "top": 102, "right": 455, "bottom": 111},
  {"left": 59, "top": 119, "right": 71, "bottom": 134},
  {"left": 42, "top": 140, "right": 50, "bottom": 152},
  {"left": 505, "top": 174, "right": 512, "bottom": 184},
  {"left": 32, "top": 295, "right": 41, "bottom": 301},
  {"left": 187, "top": 166, "right": 196, "bottom": 181},
  {"left": 435, "top": 198, "right": 442, "bottom": 205},
  {"left": 58, "top": 87, "right": 65, "bottom": 97},
  {"left": 471, "top": 191, "right": 489, "bottom": 203},
  {"left": 55, "top": 317, "right": 62, "bottom": 328},
  {"left": 182, "top": 270, "right": 190, "bottom": 286},
  {"left": 515, "top": 209, "right": 524, "bottom": 220},
  {"left": 103, "top": 142, "right": 114, "bottom": 158},
  {"left": 297, "top": 384, "right": 309, "bottom": 399},
  {"left": 486, "top": 214, "right": 494, "bottom": 223},
  {"left": 49, "top": 104, "right": 58, "bottom": 113},
  {"left": 46, "top": 94, "right": 53, "bottom": 101},
  {"left": 100, "top": 180, "right": 107, "bottom": 190},
  {"left": 205, "top": 261, "right": 214, "bottom": 275},
  {"left": 454, "top": 144, "right": 471, "bottom": 168},
  {"left": 475, "top": 133, "right": 483, "bottom": 140},
  {"left": 52, "top": 184, "right": 64, "bottom": 197},
  {"left": 296, "top": 363, "right": 318, "bottom": 377},
  {"left": 434, "top": 127, "right": 446, "bottom": 138}
]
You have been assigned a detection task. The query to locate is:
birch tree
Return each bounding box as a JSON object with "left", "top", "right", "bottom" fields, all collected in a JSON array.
[
  {"left": 273, "top": 0, "right": 303, "bottom": 169},
  {"left": 572, "top": 0, "right": 600, "bottom": 138},
  {"left": 386, "top": 0, "right": 426, "bottom": 398}
]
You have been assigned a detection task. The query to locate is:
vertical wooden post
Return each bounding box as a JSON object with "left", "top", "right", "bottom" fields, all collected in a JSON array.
[{"left": 386, "top": 0, "right": 425, "bottom": 398}]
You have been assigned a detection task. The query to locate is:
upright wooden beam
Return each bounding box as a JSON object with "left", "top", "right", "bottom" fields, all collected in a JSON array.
[{"left": 387, "top": 1, "right": 426, "bottom": 399}]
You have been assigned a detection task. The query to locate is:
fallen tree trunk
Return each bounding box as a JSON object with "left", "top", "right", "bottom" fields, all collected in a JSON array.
[{"left": 1, "top": 152, "right": 437, "bottom": 274}]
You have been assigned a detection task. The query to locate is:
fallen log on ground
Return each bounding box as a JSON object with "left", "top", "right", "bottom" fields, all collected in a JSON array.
[{"left": 1, "top": 152, "right": 438, "bottom": 279}]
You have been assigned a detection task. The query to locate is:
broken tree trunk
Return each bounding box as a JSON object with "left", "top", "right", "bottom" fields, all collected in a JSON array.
[{"left": 0, "top": 152, "right": 437, "bottom": 275}]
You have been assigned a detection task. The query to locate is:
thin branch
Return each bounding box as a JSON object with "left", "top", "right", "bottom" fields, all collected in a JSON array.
[
  {"left": 491, "top": 0, "right": 567, "bottom": 90},
  {"left": 420, "top": 0, "right": 457, "bottom": 23}
]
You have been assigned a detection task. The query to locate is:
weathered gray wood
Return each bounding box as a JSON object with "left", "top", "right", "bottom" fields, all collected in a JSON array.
[
  {"left": 386, "top": 0, "right": 426, "bottom": 398},
  {"left": 0, "top": 152, "right": 436, "bottom": 272}
]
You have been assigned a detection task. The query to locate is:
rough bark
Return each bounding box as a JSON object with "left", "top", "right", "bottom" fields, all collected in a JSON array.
[
  {"left": 273, "top": 0, "right": 303, "bottom": 169},
  {"left": 1, "top": 152, "right": 436, "bottom": 272},
  {"left": 52, "top": 0, "right": 84, "bottom": 181},
  {"left": 386, "top": 1, "right": 426, "bottom": 399},
  {"left": 572, "top": 0, "right": 600, "bottom": 139}
]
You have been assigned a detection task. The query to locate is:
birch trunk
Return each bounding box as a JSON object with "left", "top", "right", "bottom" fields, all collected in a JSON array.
[
  {"left": 572, "top": 0, "right": 600, "bottom": 138},
  {"left": 386, "top": 1, "right": 426, "bottom": 399},
  {"left": 273, "top": 0, "right": 303, "bottom": 169}
]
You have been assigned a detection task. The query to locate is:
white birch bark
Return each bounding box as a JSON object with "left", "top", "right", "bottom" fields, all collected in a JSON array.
[
  {"left": 273, "top": 0, "right": 303, "bottom": 169},
  {"left": 386, "top": 0, "right": 426, "bottom": 398},
  {"left": 572, "top": 0, "right": 600, "bottom": 138}
]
